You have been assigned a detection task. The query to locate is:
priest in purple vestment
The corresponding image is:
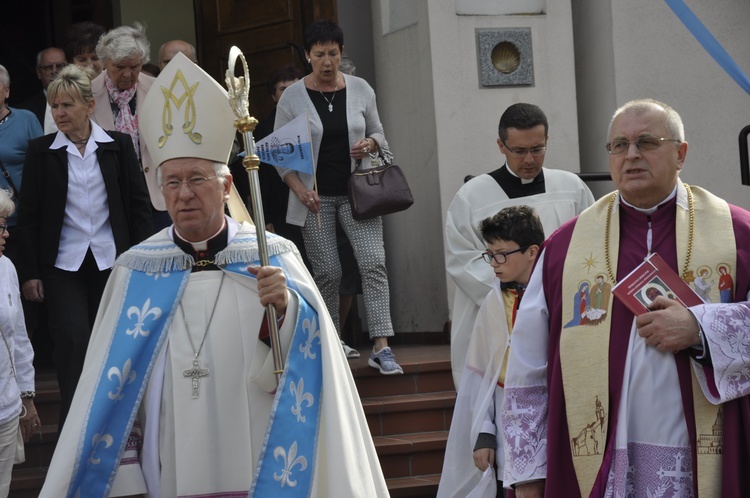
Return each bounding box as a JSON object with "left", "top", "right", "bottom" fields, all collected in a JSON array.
[{"left": 501, "top": 99, "right": 750, "bottom": 498}]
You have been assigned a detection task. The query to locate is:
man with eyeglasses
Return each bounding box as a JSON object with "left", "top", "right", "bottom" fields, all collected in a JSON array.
[
  {"left": 18, "top": 47, "right": 67, "bottom": 133},
  {"left": 445, "top": 102, "right": 594, "bottom": 387},
  {"left": 40, "top": 52, "right": 388, "bottom": 498},
  {"left": 502, "top": 99, "right": 750, "bottom": 497}
]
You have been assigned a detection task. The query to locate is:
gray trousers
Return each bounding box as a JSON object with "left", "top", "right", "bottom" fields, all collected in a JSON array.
[{"left": 301, "top": 195, "right": 395, "bottom": 339}]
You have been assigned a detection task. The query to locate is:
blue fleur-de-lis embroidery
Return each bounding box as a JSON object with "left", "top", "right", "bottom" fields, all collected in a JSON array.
[
  {"left": 145, "top": 269, "right": 171, "bottom": 280},
  {"left": 290, "top": 378, "right": 314, "bottom": 423},
  {"left": 273, "top": 441, "right": 307, "bottom": 488},
  {"left": 88, "top": 432, "right": 114, "bottom": 464},
  {"left": 107, "top": 359, "right": 137, "bottom": 400},
  {"left": 298, "top": 316, "right": 320, "bottom": 359},
  {"left": 126, "top": 298, "right": 162, "bottom": 339}
]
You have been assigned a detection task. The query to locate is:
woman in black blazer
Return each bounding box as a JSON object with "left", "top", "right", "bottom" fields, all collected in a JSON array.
[{"left": 15, "top": 65, "right": 153, "bottom": 429}]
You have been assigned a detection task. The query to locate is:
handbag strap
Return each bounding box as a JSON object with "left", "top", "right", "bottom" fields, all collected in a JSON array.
[{"left": 0, "top": 159, "right": 19, "bottom": 199}]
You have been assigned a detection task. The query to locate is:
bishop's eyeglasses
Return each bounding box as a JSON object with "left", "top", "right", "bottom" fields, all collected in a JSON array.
[{"left": 161, "top": 176, "right": 218, "bottom": 191}]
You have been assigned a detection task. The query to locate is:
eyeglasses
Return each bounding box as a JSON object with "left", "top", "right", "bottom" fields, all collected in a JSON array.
[
  {"left": 500, "top": 140, "right": 547, "bottom": 157},
  {"left": 39, "top": 63, "right": 68, "bottom": 72},
  {"left": 481, "top": 246, "right": 528, "bottom": 264},
  {"left": 0, "top": 224, "right": 6, "bottom": 233},
  {"left": 605, "top": 137, "right": 681, "bottom": 155},
  {"left": 161, "top": 176, "right": 217, "bottom": 191}
]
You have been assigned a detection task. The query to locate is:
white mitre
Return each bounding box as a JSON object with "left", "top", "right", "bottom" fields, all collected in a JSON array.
[{"left": 139, "top": 51, "right": 236, "bottom": 166}]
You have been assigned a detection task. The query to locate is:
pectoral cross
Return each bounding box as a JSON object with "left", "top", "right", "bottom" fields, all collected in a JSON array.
[{"left": 183, "top": 359, "right": 209, "bottom": 399}]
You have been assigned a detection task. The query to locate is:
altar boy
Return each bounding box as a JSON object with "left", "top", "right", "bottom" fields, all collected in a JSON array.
[{"left": 438, "top": 205, "right": 544, "bottom": 497}]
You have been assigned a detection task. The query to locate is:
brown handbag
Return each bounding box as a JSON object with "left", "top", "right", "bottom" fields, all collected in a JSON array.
[{"left": 347, "top": 160, "right": 414, "bottom": 220}]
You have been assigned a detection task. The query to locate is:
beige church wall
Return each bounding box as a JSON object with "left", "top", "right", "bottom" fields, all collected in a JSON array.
[
  {"left": 370, "top": 0, "right": 581, "bottom": 332},
  {"left": 573, "top": 0, "right": 750, "bottom": 208},
  {"left": 338, "top": 0, "right": 378, "bottom": 91},
  {"left": 118, "top": 0, "right": 197, "bottom": 65},
  {"left": 369, "top": 1, "right": 450, "bottom": 334}
]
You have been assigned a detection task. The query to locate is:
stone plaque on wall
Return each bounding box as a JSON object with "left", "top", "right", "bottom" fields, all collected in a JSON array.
[{"left": 476, "top": 28, "right": 534, "bottom": 87}]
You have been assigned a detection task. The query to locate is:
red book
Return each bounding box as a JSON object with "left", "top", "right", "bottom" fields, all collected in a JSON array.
[{"left": 612, "top": 253, "right": 704, "bottom": 316}]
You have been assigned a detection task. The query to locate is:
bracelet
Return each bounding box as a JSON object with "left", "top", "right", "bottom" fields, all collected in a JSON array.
[
  {"left": 20, "top": 391, "right": 35, "bottom": 399},
  {"left": 696, "top": 327, "right": 704, "bottom": 347}
]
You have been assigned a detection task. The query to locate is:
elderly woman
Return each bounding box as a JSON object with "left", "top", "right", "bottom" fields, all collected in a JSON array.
[
  {"left": 91, "top": 23, "right": 169, "bottom": 228},
  {"left": 0, "top": 188, "right": 40, "bottom": 497},
  {"left": 63, "top": 21, "right": 106, "bottom": 77},
  {"left": 275, "top": 19, "right": 402, "bottom": 374},
  {"left": 16, "top": 65, "right": 153, "bottom": 429}
]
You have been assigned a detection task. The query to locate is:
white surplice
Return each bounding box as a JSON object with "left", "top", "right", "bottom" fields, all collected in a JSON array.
[
  {"left": 438, "top": 279, "right": 509, "bottom": 497},
  {"left": 444, "top": 168, "right": 593, "bottom": 387}
]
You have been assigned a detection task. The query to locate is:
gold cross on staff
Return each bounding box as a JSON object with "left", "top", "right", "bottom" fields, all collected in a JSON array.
[{"left": 183, "top": 359, "right": 209, "bottom": 399}]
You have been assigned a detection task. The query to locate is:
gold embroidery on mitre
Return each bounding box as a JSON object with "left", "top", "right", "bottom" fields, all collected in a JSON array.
[{"left": 158, "top": 69, "right": 202, "bottom": 148}]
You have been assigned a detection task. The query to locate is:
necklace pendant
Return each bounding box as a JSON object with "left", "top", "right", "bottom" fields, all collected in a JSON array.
[
  {"left": 183, "top": 358, "right": 209, "bottom": 399},
  {"left": 328, "top": 103, "right": 333, "bottom": 112}
]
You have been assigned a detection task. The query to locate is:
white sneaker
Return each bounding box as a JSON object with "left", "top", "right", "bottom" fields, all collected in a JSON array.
[{"left": 341, "top": 340, "right": 360, "bottom": 359}]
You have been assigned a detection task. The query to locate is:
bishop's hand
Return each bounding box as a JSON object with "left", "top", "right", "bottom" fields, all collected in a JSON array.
[{"left": 249, "top": 265, "right": 289, "bottom": 316}]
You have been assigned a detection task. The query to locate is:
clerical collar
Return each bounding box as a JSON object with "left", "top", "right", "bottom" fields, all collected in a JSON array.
[
  {"left": 501, "top": 281, "right": 526, "bottom": 293},
  {"left": 173, "top": 224, "right": 229, "bottom": 271},
  {"left": 489, "top": 165, "right": 545, "bottom": 199},
  {"left": 504, "top": 163, "right": 536, "bottom": 185},
  {"left": 619, "top": 185, "right": 678, "bottom": 215}
]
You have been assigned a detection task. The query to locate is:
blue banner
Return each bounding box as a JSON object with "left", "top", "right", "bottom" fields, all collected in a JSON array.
[
  {"left": 665, "top": 0, "right": 750, "bottom": 95},
  {"left": 255, "top": 113, "right": 315, "bottom": 175}
]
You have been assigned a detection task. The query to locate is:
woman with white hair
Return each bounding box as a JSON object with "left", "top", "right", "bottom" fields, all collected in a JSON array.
[
  {"left": 90, "top": 23, "right": 170, "bottom": 228},
  {"left": 0, "top": 187, "right": 40, "bottom": 497}
]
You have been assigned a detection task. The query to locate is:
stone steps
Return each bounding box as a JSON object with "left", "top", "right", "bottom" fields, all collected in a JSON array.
[
  {"left": 352, "top": 344, "right": 454, "bottom": 497},
  {"left": 10, "top": 344, "right": 456, "bottom": 497}
]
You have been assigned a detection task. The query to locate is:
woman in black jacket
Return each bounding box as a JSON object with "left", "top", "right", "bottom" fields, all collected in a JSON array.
[{"left": 16, "top": 65, "right": 153, "bottom": 429}]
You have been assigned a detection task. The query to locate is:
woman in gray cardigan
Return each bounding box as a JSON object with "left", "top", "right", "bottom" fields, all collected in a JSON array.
[{"left": 275, "top": 19, "right": 402, "bottom": 375}]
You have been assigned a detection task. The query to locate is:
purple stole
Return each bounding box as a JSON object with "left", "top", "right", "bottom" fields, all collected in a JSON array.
[{"left": 541, "top": 200, "right": 750, "bottom": 496}]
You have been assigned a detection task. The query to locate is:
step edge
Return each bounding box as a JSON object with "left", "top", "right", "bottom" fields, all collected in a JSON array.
[{"left": 362, "top": 392, "right": 456, "bottom": 414}]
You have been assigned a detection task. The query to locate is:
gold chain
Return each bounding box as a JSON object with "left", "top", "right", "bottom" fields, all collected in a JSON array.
[{"left": 604, "top": 185, "right": 694, "bottom": 284}]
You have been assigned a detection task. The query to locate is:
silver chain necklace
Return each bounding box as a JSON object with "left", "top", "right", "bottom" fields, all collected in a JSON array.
[
  {"left": 313, "top": 76, "right": 338, "bottom": 112},
  {"left": 180, "top": 273, "right": 225, "bottom": 399}
]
